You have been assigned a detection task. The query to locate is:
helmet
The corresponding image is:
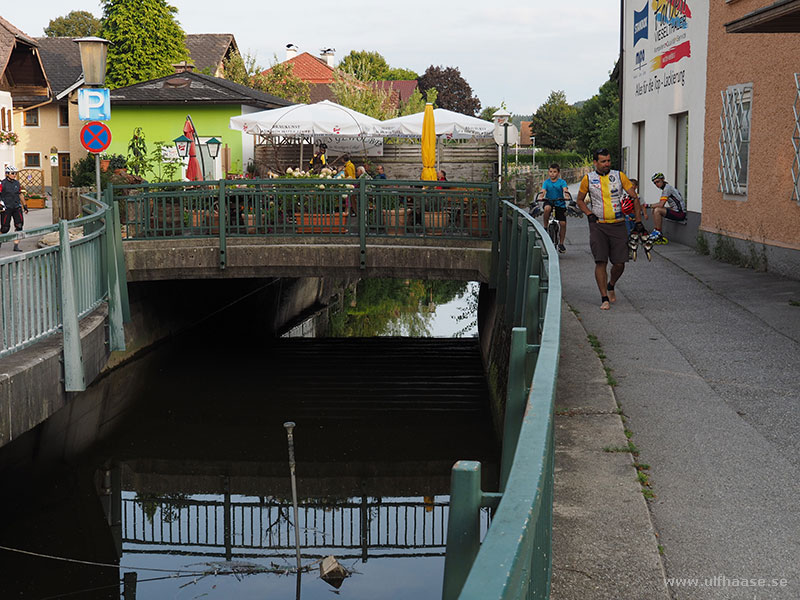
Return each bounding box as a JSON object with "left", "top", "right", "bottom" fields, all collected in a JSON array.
[
  {"left": 5, "top": 165, "right": 17, "bottom": 174},
  {"left": 621, "top": 196, "right": 634, "bottom": 215},
  {"left": 651, "top": 172, "right": 664, "bottom": 182}
]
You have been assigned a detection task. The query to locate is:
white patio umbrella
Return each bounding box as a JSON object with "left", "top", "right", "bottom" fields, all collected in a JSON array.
[
  {"left": 376, "top": 108, "right": 495, "bottom": 139},
  {"left": 229, "top": 100, "right": 383, "bottom": 137}
]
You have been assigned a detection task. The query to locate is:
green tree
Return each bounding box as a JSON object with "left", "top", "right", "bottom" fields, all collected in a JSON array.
[
  {"left": 573, "top": 69, "right": 620, "bottom": 164},
  {"left": 44, "top": 10, "right": 101, "bottom": 37},
  {"left": 398, "top": 87, "right": 438, "bottom": 115},
  {"left": 222, "top": 51, "right": 310, "bottom": 103},
  {"left": 338, "top": 51, "right": 419, "bottom": 82},
  {"left": 530, "top": 90, "right": 578, "bottom": 151},
  {"left": 100, "top": 0, "right": 189, "bottom": 88},
  {"left": 417, "top": 65, "right": 481, "bottom": 116},
  {"left": 479, "top": 106, "right": 499, "bottom": 121},
  {"left": 387, "top": 67, "right": 419, "bottom": 81},
  {"left": 331, "top": 72, "right": 397, "bottom": 120}
]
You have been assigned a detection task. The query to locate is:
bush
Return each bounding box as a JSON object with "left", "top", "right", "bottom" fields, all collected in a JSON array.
[
  {"left": 71, "top": 153, "right": 112, "bottom": 188},
  {"left": 534, "top": 151, "right": 587, "bottom": 168}
]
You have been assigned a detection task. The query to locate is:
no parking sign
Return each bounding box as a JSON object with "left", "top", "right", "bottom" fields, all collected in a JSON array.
[{"left": 80, "top": 121, "right": 112, "bottom": 154}]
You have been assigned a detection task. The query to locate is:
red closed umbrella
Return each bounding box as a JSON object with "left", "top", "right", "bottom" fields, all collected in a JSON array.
[{"left": 184, "top": 118, "right": 202, "bottom": 181}]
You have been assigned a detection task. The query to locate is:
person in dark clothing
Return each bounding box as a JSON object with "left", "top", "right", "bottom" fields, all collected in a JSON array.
[{"left": 0, "top": 166, "right": 28, "bottom": 252}]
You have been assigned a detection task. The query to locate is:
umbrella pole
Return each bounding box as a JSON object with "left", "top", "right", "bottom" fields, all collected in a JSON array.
[
  {"left": 437, "top": 136, "right": 441, "bottom": 173},
  {"left": 299, "top": 136, "right": 304, "bottom": 171}
]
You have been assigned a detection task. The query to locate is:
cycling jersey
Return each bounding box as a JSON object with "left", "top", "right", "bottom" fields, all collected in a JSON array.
[
  {"left": 579, "top": 170, "right": 632, "bottom": 224},
  {"left": 659, "top": 183, "right": 685, "bottom": 213}
]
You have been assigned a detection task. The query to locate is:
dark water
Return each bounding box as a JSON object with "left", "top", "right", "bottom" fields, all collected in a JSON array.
[{"left": 0, "top": 280, "right": 497, "bottom": 599}]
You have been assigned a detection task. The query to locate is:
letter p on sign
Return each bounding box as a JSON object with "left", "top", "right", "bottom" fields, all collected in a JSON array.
[{"left": 78, "top": 88, "right": 111, "bottom": 121}]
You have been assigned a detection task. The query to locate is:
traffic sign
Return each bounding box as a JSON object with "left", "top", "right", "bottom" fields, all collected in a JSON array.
[
  {"left": 80, "top": 121, "right": 112, "bottom": 154},
  {"left": 78, "top": 88, "right": 111, "bottom": 121}
]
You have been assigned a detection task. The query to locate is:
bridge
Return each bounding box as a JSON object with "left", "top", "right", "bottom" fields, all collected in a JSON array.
[{"left": 0, "top": 178, "right": 560, "bottom": 599}]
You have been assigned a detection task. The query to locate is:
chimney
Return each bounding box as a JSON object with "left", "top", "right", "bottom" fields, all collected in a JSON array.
[
  {"left": 321, "top": 47, "right": 335, "bottom": 68},
  {"left": 286, "top": 44, "right": 298, "bottom": 60},
  {"left": 173, "top": 61, "right": 195, "bottom": 74}
]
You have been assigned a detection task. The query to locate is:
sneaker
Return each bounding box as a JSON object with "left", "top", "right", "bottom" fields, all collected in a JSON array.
[
  {"left": 558, "top": 244, "right": 566, "bottom": 253},
  {"left": 13, "top": 245, "right": 22, "bottom": 252}
]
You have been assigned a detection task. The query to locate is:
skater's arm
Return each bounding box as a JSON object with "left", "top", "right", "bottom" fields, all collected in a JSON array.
[{"left": 576, "top": 176, "right": 593, "bottom": 217}]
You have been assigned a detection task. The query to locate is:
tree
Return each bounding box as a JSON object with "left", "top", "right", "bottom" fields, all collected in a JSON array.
[
  {"left": 100, "top": 0, "right": 189, "bottom": 88},
  {"left": 479, "top": 106, "right": 499, "bottom": 121},
  {"left": 530, "top": 90, "right": 578, "bottom": 150},
  {"left": 44, "top": 10, "right": 101, "bottom": 37},
  {"left": 330, "top": 72, "right": 397, "bottom": 120},
  {"left": 573, "top": 69, "right": 620, "bottom": 164},
  {"left": 338, "top": 50, "right": 418, "bottom": 82},
  {"left": 222, "top": 52, "right": 310, "bottom": 103},
  {"left": 417, "top": 66, "right": 481, "bottom": 116}
]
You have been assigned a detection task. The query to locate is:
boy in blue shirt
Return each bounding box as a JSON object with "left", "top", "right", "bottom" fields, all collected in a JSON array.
[{"left": 537, "top": 163, "right": 569, "bottom": 253}]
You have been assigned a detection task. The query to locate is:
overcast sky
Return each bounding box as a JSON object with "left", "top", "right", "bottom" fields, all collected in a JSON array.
[{"left": 3, "top": 1, "right": 620, "bottom": 116}]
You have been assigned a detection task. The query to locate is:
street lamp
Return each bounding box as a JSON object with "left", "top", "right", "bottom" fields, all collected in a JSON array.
[
  {"left": 74, "top": 36, "right": 110, "bottom": 202},
  {"left": 206, "top": 137, "right": 222, "bottom": 159},
  {"left": 74, "top": 37, "right": 110, "bottom": 86},
  {"left": 173, "top": 135, "right": 191, "bottom": 159},
  {"left": 492, "top": 109, "right": 511, "bottom": 184}
]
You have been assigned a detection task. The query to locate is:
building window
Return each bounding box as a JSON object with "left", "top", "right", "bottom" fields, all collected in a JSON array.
[
  {"left": 59, "top": 105, "right": 69, "bottom": 127},
  {"left": 24, "top": 153, "right": 41, "bottom": 168},
  {"left": 718, "top": 84, "right": 752, "bottom": 196},
  {"left": 24, "top": 108, "right": 39, "bottom": 127}
]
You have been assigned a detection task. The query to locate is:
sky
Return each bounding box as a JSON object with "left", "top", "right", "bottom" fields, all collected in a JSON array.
[{"left": 2, "top": 1, "right": 620, "bottom": 116}]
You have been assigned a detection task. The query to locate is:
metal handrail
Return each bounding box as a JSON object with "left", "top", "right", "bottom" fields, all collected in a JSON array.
[
  {"left": 0, "top": 191, "right": 127, "bottom": 392},
  {"left": 443, "top": 201, "right": 561, "bottom": 599}
]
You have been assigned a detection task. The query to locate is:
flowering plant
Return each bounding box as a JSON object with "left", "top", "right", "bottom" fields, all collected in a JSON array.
[{"left": 0, "top": 131, "right": 18, "bottom": 144}]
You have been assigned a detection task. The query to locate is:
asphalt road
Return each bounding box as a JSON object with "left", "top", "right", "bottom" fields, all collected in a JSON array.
[{"left": 555, "top": 207, "right": 800, "bottom": 599}]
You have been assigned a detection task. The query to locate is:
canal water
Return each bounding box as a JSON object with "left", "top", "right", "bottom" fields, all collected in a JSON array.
[{"left": 0, "top": 279, "right": 499, "bottom": 599}]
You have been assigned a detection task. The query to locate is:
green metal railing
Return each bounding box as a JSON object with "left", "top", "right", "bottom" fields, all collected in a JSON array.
[
  {"left": 443, "top": 200, "right": 561, "bottom": 599},
  {"left": 0, "top": 191, "right": 127, "bottom": 391},
  {"left": 111, "top": 178, "right": 497, "bottom": 269}
]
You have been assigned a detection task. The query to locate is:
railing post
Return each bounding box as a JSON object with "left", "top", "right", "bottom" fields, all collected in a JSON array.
[
  {"left": 506, "top": 216, "right": 520, "bottom": 318},
  {"left": 525, "top": 274, "right": 542, "bottom": 382},
  {"left": 218, "top": 180, "right": 227, "bottom": 269},
  {"left": 360, "top": 494, "right": 369, "bottom": 562},
  {"left": 489, "top": 184, "right": 499, "bottom": 288},
  {"left": 499, "top": 327, "right": 528, "bottom": 490},
  {"left": 111, "top": 195, "right": 131, "bottom": 323},
  {"left": 59, "top": 220, "right": 86, "bottom": 392},
  {"left": 443, "top": 460, "right": 482, "bottom": 600},
  {"left": 513, "top": 225, "right": 530, "bottom": 326},
  {"left": 359, "top": 178, "right": 367, "bottom": 269},
  {"left": 105, "top": 206, "right": 125, "bottom": 352},
  {"left": 496, "top": 203, "right": 510, "bottom": 306}
]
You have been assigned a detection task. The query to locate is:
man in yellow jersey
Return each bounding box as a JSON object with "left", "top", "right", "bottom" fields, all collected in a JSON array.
[{"left": 575, "top": 149, "right": 645, "bottom": 310}]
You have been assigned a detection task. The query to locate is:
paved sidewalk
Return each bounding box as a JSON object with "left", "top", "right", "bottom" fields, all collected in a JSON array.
[
  {"left": 552, "top": 302, "right": 669, "bottom": 599},
  {"left": 555, "top": 212, "right": 800, "bottom": 599},
  {"left": 0, "top": 205, "right": 53, "bottom": 257}
]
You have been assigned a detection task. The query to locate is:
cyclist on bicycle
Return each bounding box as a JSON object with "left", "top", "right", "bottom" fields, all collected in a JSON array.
[{"left": 537, "top": 163, "right": 569, "bottom": 253}]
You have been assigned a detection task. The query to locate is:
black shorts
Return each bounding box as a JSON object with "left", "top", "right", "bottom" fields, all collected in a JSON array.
[
  {"left": 543, "top": 202, "right": 567, "bottom": 221},
  {"left": 0, "top": 207, "right": 24, "bottom": 233},
  {"left": 665, "top": 209, "right": 686, "bottom": 221},
  {"left": 589, "top": 221, "right": 628, "bottom": 264}
]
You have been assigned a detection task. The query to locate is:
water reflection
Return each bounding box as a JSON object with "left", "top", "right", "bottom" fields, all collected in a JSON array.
[{"left": 0, "top": 278, "right": 496, "bottom": 598}]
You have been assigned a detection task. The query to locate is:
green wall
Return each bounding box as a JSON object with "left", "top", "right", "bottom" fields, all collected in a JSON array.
[{"left": 105, "top": 104, "right": 243, "bottom": 179}]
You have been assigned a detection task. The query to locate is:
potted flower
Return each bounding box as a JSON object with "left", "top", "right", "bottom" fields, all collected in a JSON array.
[
  {"left": 288, "top": 168, "right": 351, "bottom": 234},
  {"left": 0, "top": 131, "right": 18, "bottom": 146}
]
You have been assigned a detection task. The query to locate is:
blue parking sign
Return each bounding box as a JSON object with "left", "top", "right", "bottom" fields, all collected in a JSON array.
[{"left": 78, "top": 88, "right": 111, "bottom": 121}]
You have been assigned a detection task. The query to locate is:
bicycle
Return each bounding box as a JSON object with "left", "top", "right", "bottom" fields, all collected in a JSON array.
[{"left": 530, "top": 191, "right": 568, "bottom": 252}]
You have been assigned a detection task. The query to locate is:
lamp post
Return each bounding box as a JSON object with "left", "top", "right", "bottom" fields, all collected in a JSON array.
[
  {"left": 74, "top": 37, "right": 110, "bottom": 201},
  {"left": 173, "top": 135, "right": 191, "bottom": 159},
  {"left": 206, "top": 137, "right": 221, "bottom": 178},
  {"left": 492, "top": 109, "right": 511, "bottom": 185}
]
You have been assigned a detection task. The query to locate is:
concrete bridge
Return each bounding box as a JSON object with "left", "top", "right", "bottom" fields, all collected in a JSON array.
[{"left": 0, "top": 180, "right": 561, "bottom": 600}]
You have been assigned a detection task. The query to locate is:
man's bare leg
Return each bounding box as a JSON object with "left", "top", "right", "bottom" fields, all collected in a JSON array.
[
  {"left": 653, "top": 206, "right": 666, "bottom": 231},
  {"left": 595, "top": 262, "right": 611, "bottom": 309},
  {"left": 606, "top": 262, "right": 625, "bottom": 303},
  {"left": 542, "top": 204, "right": 552, "bottom": 228}
]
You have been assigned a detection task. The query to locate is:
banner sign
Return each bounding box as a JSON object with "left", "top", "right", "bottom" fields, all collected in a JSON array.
[
  {"left": 634, "top": 3, "right": 649, "bottom": 46},
  {"left": 317, "top": 135, "right": 383, "bottom": 157}
]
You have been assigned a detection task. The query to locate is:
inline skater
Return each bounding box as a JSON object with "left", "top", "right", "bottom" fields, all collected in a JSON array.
[{"left": 645, "top": 173, "right": 686, "bottom": 244}]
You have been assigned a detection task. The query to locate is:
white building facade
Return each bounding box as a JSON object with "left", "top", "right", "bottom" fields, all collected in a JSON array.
[{"left": 621, "top": 0, "right": 708, "bottom": 243}]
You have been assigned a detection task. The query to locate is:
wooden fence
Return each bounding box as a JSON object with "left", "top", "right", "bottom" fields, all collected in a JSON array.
[{"left": 53, "top": 187, "right": 93, "bottom": 223}]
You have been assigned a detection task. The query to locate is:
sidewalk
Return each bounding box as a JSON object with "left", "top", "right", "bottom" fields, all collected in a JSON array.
[
  {"left": 0, "top": 205, "right": 53, "bottom": 257},
  {"left": 554, "top": 211, "right": 800, "bottom": 599},
  {"left": 552, "top": 301, "right": 669, "bottom": 599}
]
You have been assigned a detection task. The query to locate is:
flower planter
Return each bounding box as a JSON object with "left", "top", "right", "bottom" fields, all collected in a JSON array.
[
  {"left": 466, "top": 213, "right": 490, "bottom": 237},
  {"left": 26, "top": 197, "right": 46, "bottom": 209},
  {"left": 381, "top": 208, "right": 410, "bottom": 235},
  {"left": 423, "top": 211, "right": 447, "bottom": 235},
  {"left": 100, "top": 159, "right": 111, "bottom": 172},
  {"left": 294, "top": 212, "right": 349, "bottom": 234},
  {"left": 188, "top": 209, "right": 219, "bottom": 234}
]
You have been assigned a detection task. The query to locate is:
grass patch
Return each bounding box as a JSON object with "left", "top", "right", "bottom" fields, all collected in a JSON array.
[
  {"left": 790, "top": 300, "right": 800, "bottom": 307},
  {"left": 642, "top": 488, "right": 656, "bottom": 500},
  {"left": 627, "top": 441, "right": 640, "bottom": 456},
  {"left": 695, "top": 231, "right": 710, "bottom": 255},
  {"left": 604, "top": 366, "right": 617, "bottom": 386},
  {"left": 658, "top": 544, "right": 664, "bottom": 555},
  {"left": 712, "top": 234, "right": 768, "bottom": 271},
  {"left": 567, "top": 303, "right": 580, "bottom": 315}
]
